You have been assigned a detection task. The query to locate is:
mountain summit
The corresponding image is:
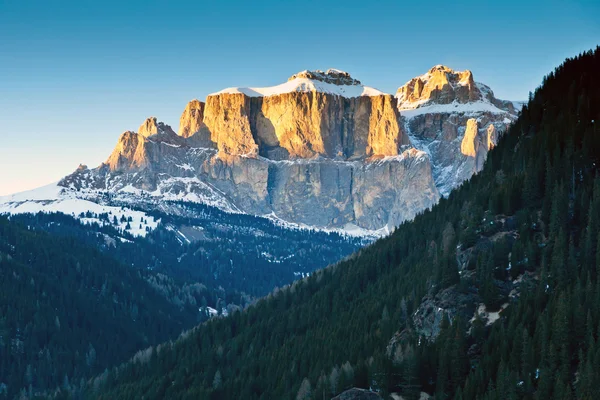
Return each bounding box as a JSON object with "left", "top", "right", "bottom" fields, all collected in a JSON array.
[{"left": 396, "top": 65, "right": 519, "bottom": 115}]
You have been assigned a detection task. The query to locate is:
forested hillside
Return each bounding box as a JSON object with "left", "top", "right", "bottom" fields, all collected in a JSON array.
[
  {"left": 88, "top": 47, "right": 600, "bottom": 400},
  {"left": 9, "top": 202, "right": 362, "bottom": 300},
  {"left": 0, "top": 198, "right": 361, "bottom": 399},
  {"left": 0, "top": 216, "right": 199, "bottom": 399}
]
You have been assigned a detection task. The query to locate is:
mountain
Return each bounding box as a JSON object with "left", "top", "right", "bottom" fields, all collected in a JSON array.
[
  {"left": 0, "top": 67, "right": 518, "bottom": 234},
  {"left": 397, "top": 65, "right": 521, "bottom": 196},
  {"left": 87, "top": 48, "right": 600, "bottom": 400}
]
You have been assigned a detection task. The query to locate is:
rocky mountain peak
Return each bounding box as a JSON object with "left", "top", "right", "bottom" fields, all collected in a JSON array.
[
  {"left": 178, "top": 100, "right": 206, "bottom": 138},
  {"left": 396, "top": 65, "right": 482, "bottom": 108},
  {"left": 138, "top": 117, "right": 176, "bottom": 138},
  {"left": 288, "top": 69, "right": 361, "bottom": 86}
]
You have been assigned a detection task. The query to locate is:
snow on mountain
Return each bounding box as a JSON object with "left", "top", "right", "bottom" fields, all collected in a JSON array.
[
  {"left": 210, "top": 68, "right": 385, "bottom": 98},
  {"left": 398, "top": 100, "right": 511, "bottom": 118},
  {"left": 2, "top": 65, "right": 522, "bottom": 236},
  {"left": 0, "top": 183, "right": 160, "bottom": 238},
  {"left": 394, "top": 66, "right": 520, "bottom": 196}
]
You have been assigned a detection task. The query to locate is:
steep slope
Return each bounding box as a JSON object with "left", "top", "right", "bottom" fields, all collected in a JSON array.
[{"left": 88, "top": 47, "right": 600, "bottom": 400}]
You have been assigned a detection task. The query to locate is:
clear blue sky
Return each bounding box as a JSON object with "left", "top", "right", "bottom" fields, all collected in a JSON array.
[{"left": 1, "top": 0, "right": 599, "bottom": 195}]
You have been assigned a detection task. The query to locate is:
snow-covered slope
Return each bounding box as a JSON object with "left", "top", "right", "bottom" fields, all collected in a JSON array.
[
  {"left": 210, "top": 68, "right": 385, "bottom": 98},
  {"left": 211, "top": 77, "right": 385, "bottom": 98},
  {"left": 0, "top": 183, "right": 160, "bottom": 238}
]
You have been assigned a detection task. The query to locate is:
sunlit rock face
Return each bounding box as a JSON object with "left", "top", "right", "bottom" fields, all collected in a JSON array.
[
  {"left": 396, "top": 66, "right": 519, "bottom": 196},
  {"left": 138, "top": 117, "right": 176, "bottom": 138},
  {"left": 203, "top": 69, "right": 408, "bottom": 160},
  {"left": 56, "top": 67, "right": 520, "bottom": 233}
]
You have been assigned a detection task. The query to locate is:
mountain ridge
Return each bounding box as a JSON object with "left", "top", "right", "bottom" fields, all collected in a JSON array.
[{"left": 0, "top": 65, "right": 519, "bottom": 233}]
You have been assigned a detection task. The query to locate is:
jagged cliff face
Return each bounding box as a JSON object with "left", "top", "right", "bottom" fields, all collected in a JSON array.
[
  {"left": 201, "top": 92, "right": 407, "bottom": 160},
  {"left": 201, "top": 69, "right": 408, "bottom": 160},
  {"left": 397, "top": 65, "right": 481, "bottom": 106},
  {"left": 138, "top": 117, "right": 176, "bottom": 138},
  {"left": 49, "top": 67, "right": 519, "bottom": 233},
  {"left": 64, "top": 128, "right": 437, "bottom": 231},
  {"left": 396, "top": 66, "right": 519, "bottom": 195}
]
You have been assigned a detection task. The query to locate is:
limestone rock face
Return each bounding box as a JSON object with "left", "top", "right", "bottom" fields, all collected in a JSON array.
[
  {"left": 461, "top": 119, "right": 480, "bottom": 157},
  {"left": 64, "top": 139, "right": 438, "bottom": 231},
  {"left": 203, "top": 70, "right": 407, "bottom": 160},
  {"left": 138, "top": 117, "right": 176, "bottom": 138},
  {"left": 397, "top": 65, "right": 481, "bottom": 106},
  {"left": 203, "top": 94, "right": 258, "bottom": 156},
  {"left": 178, "top": 100, "right": 207, "bottom": 139},
  {"left": 201, "top": 92, "right": 408, "bottom": 160},
  {"left": 486, "top": 124, "right": 497, "bottom": 150}
]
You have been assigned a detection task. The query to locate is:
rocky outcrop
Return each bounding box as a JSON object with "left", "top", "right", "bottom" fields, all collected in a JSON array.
[
  {"left": 412, "top": 285, "right": 481, "bottom": 339},
  {"left": 288, "top": 68, "right": 361, "bottom": 85},
  {"left": 460, "top": 118, "right": 480, "bottom": 157},
  {"left": 138, "top": 117, "right": 176, "bottom": 138},
  {"left": 397, "top": 65, "right": 481, "bottom": 106},
  {"left": 486, "top": 124, "right": 497, "bottom": 150},
  {"left": 178, "top": 100, "right": 206, "bottom": 137},
  {"left": 106, "top": 131, "right": 146, "bottom": 171},
  {"left": 106, "top": 118, "right": 185, "bottom": 173}
]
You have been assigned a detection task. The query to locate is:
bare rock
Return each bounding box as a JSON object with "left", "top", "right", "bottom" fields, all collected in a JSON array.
[
  {"left": 288, "top": 68, "right": 361, "bottom": 86},
  {"left": 412, "top": 285, "right": 480, "bottom": 339},
  {"left": 203, "top": 94, "right": 259, "bottom": 156},
  {"left": 138, "top": 117, "right": 176, "bottom": 138},
  {"left": 486, "top": 124, "right": 497, "bottom": 150},
  {"left": 460, "top": 119, "right": 480, "bottom": 157},
  {"left": 397, "top": 65, "right": 482, "bottom": 107}
]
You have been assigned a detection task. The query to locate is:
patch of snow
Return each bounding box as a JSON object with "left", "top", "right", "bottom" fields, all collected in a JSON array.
[
  {"left": 176, "top": 163, "right": 194, "bottom": 171},
  {"left": 470, "top": 303, "right": 509, "bottom": 326},
  {"left": 0, "top": 182, "right": 63, "bottom": 203},
  {"left": 263, "top": 211, "right": 382, "bottom": 239},
  {"left": 0, "top": 184, "right": 159, "bottom": 238},
  {"left": 373, "top": 148, "right": 430, "bottom": 166},
  {"left": 399, "top": 100, "right": 511, "bottom": 118},
  {"left": 206, "top": 307, "right": 218, "bottom": 316}
]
